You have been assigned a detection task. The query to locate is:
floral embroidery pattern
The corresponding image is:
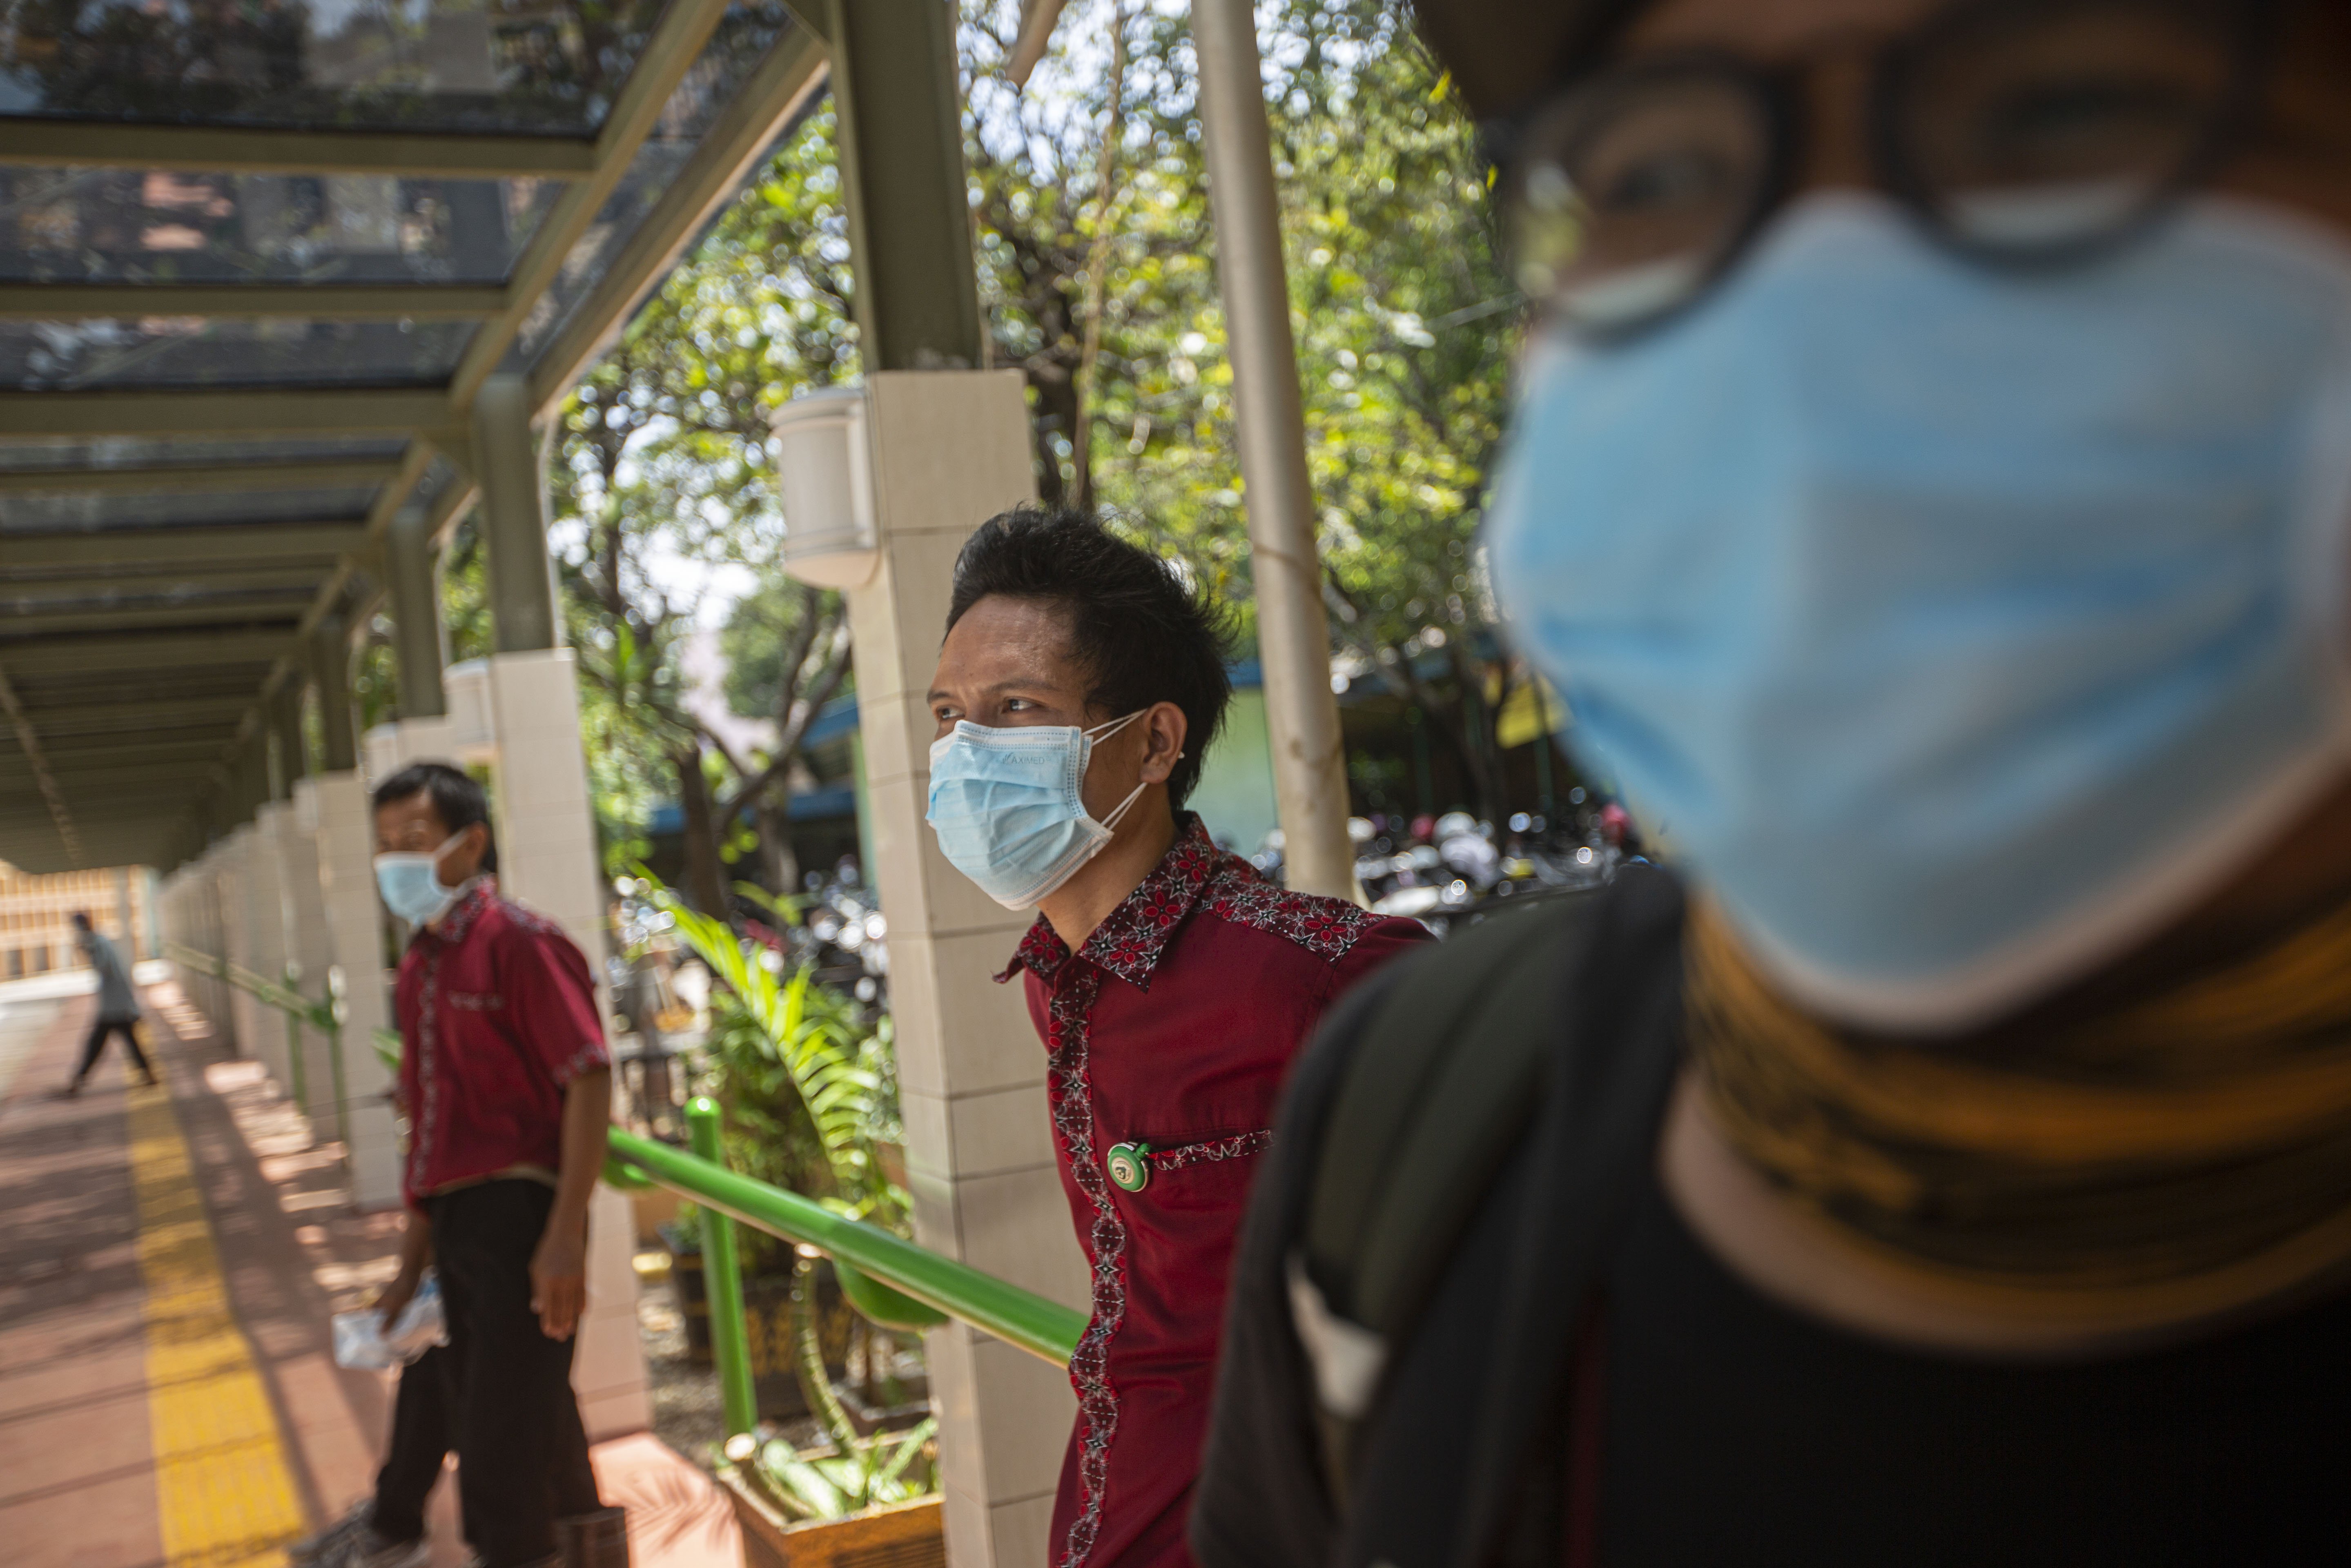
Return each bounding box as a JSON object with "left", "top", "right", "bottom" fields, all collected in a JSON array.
[
  {"left": 1148, "top": 1128, "right": 1274, "bottom": 1170},
  {"left": 1010, "top": 815, "right": 1392, "bottom": 1568},
  {"left": 1046, "top": 963, "right": 1124, "bottom": 1568},
  {"left": 408, "top": 940, "right": 446, "bottom": 1199},
  {"left": 1201, "top": 858, "right": 1382, "bottom": 962}
]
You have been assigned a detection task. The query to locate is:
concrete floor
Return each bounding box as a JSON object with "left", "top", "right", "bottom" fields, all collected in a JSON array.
[{"left": 0, "top": 970, "right": 741, "bottom": 1568}]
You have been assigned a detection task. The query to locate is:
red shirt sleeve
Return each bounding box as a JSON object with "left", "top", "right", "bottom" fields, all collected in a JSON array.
[{"left": 501, "top": 924, "right": 611, "bottom": 1088}]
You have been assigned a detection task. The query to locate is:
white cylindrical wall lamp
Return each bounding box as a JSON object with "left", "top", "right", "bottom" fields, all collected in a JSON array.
[{"left": 769, "top": 385, "right": 879, "bottom": 589}]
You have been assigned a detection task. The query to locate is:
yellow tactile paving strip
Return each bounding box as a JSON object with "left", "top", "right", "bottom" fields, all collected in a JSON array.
[{"left": 127, "top": 1080, "right": 308, "bottom": 1568}]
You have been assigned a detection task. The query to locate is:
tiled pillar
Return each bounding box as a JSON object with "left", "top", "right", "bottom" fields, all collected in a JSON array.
[
  {"left": 283, "top": 780, "right": 341, "bottom": 1129},
  {"left": 471, "top": 372, "right": 650, "bottom": 1440},
  {"left": 361, "top": 717, "right": 460, "bottom": 786},
  {"left": 218, "top": 826, "right": 260, "bottom": 1060},
  {"left": 314, "top": 771, "right": 403, "bottom": 1209},
  {"left": 245, "top": 802, "right": 296, "bottom": 1097},
  {"left": 838, "top": 369, "right": 1087, "bottom": 1568},
  {"left": 478, "top": 650, "right": 650, "bottom": 1440}
]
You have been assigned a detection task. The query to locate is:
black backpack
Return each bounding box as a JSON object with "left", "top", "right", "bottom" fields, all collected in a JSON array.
[{"left": 1192, "top": 865, "right": 1687, "bottom": 1568}]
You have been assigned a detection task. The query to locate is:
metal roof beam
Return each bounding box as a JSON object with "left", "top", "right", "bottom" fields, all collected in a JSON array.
[
  {"left": 530, "top": 32, "right": 830, "bottom": 412},
  {"left": 449, "top": 0, "right": 741, "bottom": 412},
  {"left": 0, "top": 601, "right": 311, "bottom": 637},
  {"left": 0, "top": 668, "right": 78, "bottom": 864},
  {"left": 0, "top": 283, "right": 511, "bottom": 323},
  {"left": 35, "top": 728, "right": 243, "bottom": 757},
  {"left": 0, "top": 630, "right": 290, "bottom": 676},
  {"left": 2, "top": 524, "right": 371, "bottom": 568},
  {"left": 27, "top": 705, "right": 255, "bottom": 738},
  {"left": 0, "top": 122, "right": 599, "bottom": 181},
  {"left": 0, "top": 566, "right": 332, "bottom": 598},
  {"left": 0, "top": 747, "right": 227, "bottom": 775},
  {"left": 0, "top": 459, "right": 402, "bottom": 497},
  {"left": 0, "top": 389, "right": 449, "bottom": 439}
]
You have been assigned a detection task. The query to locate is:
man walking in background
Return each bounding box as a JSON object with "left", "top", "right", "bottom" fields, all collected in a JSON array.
[
  {"left": 62, "top": 909, "right": 155, "bottom": 1095},
  {"left": 370, "top": 762, "right": 621, "bottom": 1568}
]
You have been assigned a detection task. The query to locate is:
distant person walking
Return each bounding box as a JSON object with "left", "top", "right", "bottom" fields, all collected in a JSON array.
[{"left": 62, "top": 911, "right": 156, "bottom": 1095}]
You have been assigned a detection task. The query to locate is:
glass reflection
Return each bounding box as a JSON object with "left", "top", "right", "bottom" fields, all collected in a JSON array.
[
  {"left": 0, "top": 0, "right": 669, "bottom": 134},
  {"left": 0, "top": 167, "right": 558, "bottom": 283}
]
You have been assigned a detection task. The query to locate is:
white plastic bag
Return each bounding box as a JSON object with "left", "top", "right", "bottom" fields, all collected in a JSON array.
[{"left": 332, "top": 1272, "right": 448, "bottom": 1370}]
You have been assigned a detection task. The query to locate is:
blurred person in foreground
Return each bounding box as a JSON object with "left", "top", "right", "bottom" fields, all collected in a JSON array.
[
  {"left": 1194, "top": 1, "right": 2351, "bottom": 1564},
  {"left": 61, "top": 910, "right": 156, "bottom": 1094},
  {"left": 370, "top": 763, "right": 622, "bottom": 1568},
  {"left": 925, "top": 508, "right": 1429, "bottom": 1568}
]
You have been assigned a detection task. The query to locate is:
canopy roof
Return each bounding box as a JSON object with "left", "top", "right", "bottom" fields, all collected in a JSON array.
[{"left": 0, "top": 0, "right": 828, "bottom": 873}]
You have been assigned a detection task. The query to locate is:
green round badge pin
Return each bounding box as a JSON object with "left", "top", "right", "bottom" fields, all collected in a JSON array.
[{"left": 1106, "top": 1141, "right": 1151, "bottom": 1192}]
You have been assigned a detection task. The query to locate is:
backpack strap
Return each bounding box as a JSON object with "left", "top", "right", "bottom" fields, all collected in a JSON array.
[
  {"left": 1304, "top": 887, "right": 1608, "bottom": 1336},
  {"left": 1324, "top": 866, "right": 1687, "bottom": 1568}
]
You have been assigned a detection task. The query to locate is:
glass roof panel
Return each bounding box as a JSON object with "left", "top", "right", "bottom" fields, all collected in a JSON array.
[
  {"left": 1, "top": 318, "right": 473, "bottom": 391},
  {"left": 515, "top": 4, "right": 795, "bottom": 363},
  {"left": 0, "top": 167, "right": 561, "bottom": 285},
  {"left": 0, "top": 487, "right": 377, "bottom": 531},
  {"left": 0, "top": 436, "right": 410, "bottom": 470},
  {"left": 0, "top": 0, "right": 670, "bottom": 135}
]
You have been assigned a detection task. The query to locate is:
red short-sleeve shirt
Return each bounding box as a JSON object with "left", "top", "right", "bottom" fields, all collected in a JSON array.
[
  {"left": 394, "top": 882, "right": 610, "bottom": 1209},
  {"left": 998, "top": 817, "right": 1430, "bottom": 1568}
]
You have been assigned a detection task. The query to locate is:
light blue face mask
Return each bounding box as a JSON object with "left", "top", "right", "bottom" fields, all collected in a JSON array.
[
  {"left": 1488, "top": 194, "right": 2351, "bottom": 1031},
  {"left": 374, "top": 834, "right": 468, "bottom": 927},
  {"left": 927, "top": 712, "right": 1149, "bottom": 909}
]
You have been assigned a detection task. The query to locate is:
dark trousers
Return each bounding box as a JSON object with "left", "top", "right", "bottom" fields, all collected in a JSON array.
[
  {"left": 370, "top": 1343, "right": 455, "bottom": 1545},
  {"left": 72, "top": 1016, "right": 150, "bottom": 1083},
  {"left": 426, "top": 1180, "right": 602, "bottom": 1567}
]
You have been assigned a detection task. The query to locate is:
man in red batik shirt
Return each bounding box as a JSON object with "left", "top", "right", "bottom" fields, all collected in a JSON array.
[
  {"left": 924, "top": 508, "right": 1429, "bottom": 1568},
  {"left": 369, "top": 762, "right": 620, "bottom": 1568}
]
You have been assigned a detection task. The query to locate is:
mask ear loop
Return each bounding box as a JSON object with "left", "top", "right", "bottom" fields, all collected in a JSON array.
[
  {"left": 1085, "top": 710, "right": 1177, "bottom": 834},
  {"left": 1096, "top": 746, "right": 1184, "bottom": 835}
]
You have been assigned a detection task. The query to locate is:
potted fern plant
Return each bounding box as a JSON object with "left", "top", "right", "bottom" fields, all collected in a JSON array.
[{"left": 654, "top": 887, "right": 947, "bottom": 1564}]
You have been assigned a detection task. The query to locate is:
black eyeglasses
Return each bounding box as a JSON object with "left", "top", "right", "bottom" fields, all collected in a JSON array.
[{"left": 1499, "top": 0, "right": 2277, "bottom": 338}]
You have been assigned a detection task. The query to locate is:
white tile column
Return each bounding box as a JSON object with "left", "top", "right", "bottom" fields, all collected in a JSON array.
[
  {"left": 361, "top": 716, "right": 461, "bottom": 787},
  {"left": 283, "top": 781, "right": 340, "bottom": 1128},
  {"left": 314, "top": 771, "right": 403, "bottom": 1209},
  {"left": 837, "top": 369, "right": 1087, "bottom": 1568},
  {"left": 218, "top": 826, "right": 262, "bottom": 1061},
  {"left": 246, "top": 803, "right": 296, "bottom": 1096},
  {"left": 474, "top": 646, "right": 651, "bottom": 1441}
]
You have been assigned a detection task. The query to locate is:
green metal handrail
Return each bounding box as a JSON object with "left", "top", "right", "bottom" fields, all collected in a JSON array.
[
  {"left": 344, "top": 1025, "right": 1086, "bottom": 1376},
  {"left": 166, "top": 940, "right": 346, "bottom": 1143},
  {"left": 181, "top": 954, "right": 1090, "bottom": 1416}
]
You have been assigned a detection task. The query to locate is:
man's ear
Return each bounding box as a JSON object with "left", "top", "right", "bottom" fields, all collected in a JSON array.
[{"left": 1139, "top": 702, "right": 1189, "bottom": 785}]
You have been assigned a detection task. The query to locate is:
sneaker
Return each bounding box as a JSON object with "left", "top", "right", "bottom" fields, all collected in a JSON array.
[
  {"left": 288, "top": 1499, "right": 372, "bottom": 1563},
  {"left": 313, "top": 1524, "right": 428, "bottom": 1568}
]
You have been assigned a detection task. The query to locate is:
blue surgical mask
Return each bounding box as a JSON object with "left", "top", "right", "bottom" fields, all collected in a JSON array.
[
  {"left": 1488, "top": 194, "right": 2351, "bottom": 1031},
  {"left": 374, "top": 834, "right": 468, "bottom": 927},
  {"left": 927, "top": 712, "right": 1150, "bottom": 909}
]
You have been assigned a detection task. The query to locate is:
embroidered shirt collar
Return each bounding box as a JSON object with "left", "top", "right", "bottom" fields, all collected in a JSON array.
[
  {"left": 994, "top": 816, "right": 1221, "bottom": 991},
  {"left": 422, "top": 878, "right": 496, "bottom": 946}
]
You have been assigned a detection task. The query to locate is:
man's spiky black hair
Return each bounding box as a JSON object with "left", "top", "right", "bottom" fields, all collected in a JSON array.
[
  {"left": 946, "top": 506, "right": 1236, "bottom": 810},
  {"left": 371, "top": 760, "right": 499, "bottom": 871}
]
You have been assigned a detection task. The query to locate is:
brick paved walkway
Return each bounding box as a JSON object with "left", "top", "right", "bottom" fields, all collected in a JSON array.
[{"left": 0, "top": 973, "right": 740, "bottom": 1568}]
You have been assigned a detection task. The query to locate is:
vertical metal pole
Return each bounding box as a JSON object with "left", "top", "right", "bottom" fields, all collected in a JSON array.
[
  {"left": 270, "top": 683, "right": 307, "bottom": 800},
  {"left": 311, "top": 616, "right": 360, "bottom": 773},
  {"left": 1190, "top": 0, "right": 1356, "bottom": 901},
  {"left": 387, "top": 506, "right": 450, "bottom": 719},
  {"left": 282, "top": 969, "right": 308, "bottom": 1114},
  {"left": 828, "top": 0, "right": 986, "bottom": 369},
  {"left": 475, "top": 373, "right": 562, "bottom": 653},
  {"left": 688, "top": 1096, "right": 759, "bottom": 1437}
]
